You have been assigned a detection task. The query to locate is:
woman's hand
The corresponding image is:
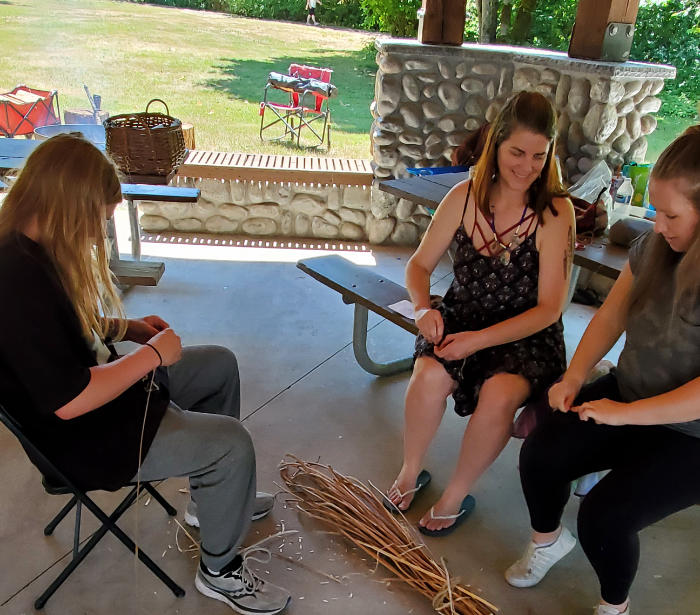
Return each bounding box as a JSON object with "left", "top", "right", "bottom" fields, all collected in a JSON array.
[
  {"left": 124, "top": 315, "right": 170, "bottom": 344},
  {"left": 433, "top": 331, "right": 483, "bottom": 361},
  {"left": 416, "top": 308, "right": 444, "bottom": 345},
  {"left": 147, "top": 328, "right": 182, "bottom": 366},
  {"left": 548, "top": 377, "right": 583, "bottom": 413},
  {"left": 573, "top": 398, "right": 629, "bottom": 426}
]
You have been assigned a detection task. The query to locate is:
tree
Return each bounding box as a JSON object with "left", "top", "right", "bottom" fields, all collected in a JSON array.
[
  {"left": 511, "top": 0, "right": 538, "bottom": 42},
  {"left": 479, "top": 0, "right": 499, "bottom": 42},
  {"left": 499, "top": 0, "right": 514, "bottom": 37}
]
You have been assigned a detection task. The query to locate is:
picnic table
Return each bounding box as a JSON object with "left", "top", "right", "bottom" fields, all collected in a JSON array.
[
  {"left": 379, "top": 171, "right": 469, "bottom": 213},
  {"left": 378, "top": 172, "right": 629, "bottom": 282},
  {"left": 0, "top": 137, "right": 40, "bottom": 171},
  {"left": 0, "top": 137, "right": 199, "bottom": 286}
]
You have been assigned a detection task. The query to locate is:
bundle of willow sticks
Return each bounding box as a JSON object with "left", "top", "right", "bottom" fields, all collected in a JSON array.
[{"left": 279, "top": 456, "right": 498, "bottom": 615}]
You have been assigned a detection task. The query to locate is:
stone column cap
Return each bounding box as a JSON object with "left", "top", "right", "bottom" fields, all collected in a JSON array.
[{"left": 375, "top": 38, "right": 676, "bottom": 80}]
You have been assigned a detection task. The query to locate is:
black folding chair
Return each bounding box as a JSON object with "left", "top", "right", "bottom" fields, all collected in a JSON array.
[{"left": 0, "top": 403, "right": 185, "bottom": 609}]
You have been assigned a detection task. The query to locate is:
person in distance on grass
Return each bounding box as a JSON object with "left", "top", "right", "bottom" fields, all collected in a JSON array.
[
  {"left": 306, "top": 0, "right": 321, "bottom": 25},
  {"left": 506, "top": 126, "right": 700, "bottom": 615},
  {"left": 0, "top": 133, "right": 290, "bottom": 615},
  {"left": 386, "top": 91, "right": 574, "bottom": 537}
]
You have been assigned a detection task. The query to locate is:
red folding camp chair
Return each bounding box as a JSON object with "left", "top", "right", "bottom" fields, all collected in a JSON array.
[
  {"left": 259, "top": 64, "right": 334, "bottom": 149},
  {"left": 0, "top": 85, "right": 61, "bottom": 138}
]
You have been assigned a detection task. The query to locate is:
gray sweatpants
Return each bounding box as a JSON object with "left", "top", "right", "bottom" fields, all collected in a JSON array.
[{"left": 134, "top": 345, "right": 255, "bottom": 571}]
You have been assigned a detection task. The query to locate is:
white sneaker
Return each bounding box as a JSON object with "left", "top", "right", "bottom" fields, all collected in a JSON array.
[
  {"left": 595, "top": 603, "right": 629, "bottom": 615},
  {"left": 185, "top": 492, "right": 275, "bottom": 527},
  {"left": 505, "top": 526, "right": 577, "bottom": 588}
]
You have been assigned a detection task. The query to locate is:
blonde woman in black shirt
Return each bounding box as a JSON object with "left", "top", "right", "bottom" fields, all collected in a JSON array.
[
  {"left": 0, "top": 134, "right": 290, "bottom": 615},
  {"left": 506, "top": 126, "right": 700, "bottom": 615}
]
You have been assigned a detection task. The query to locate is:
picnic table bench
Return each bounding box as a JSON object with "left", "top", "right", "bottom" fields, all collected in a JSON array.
[
  {"left": 112, "top": 184, "right": 200, "bottom": 286},
  {"left": 297, "top": 255, "right": 417, "bottom": 376},
  {"left": 177, "top": 151, "right": 374, "bottom": 186},
  {"left": 0, "top": 138, "right": 200, "bottom": 286}
]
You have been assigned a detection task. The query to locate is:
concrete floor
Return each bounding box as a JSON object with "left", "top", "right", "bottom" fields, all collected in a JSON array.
[{"left": 1, "top": 214, "right": 698, "bottom": 615}]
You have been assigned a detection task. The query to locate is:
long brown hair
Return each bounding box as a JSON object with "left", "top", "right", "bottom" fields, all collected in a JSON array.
[
  {"left": 629, "top": 125, "right": 700, "bottom": 313},
  {"left": 470, "top": 91, "right": 568, "bottom": 224},
  {"left": 0, "top": 133, "right": 126, "bottom": 340}
]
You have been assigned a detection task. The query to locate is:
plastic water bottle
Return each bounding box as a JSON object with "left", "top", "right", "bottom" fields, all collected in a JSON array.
[
  {"left": 609, "top": 175, "right": 624, "bottom": 201},
  {"left": 615, "top": 177, "right": 633, "bottom": 205},
  {"left": 610, "top": 177, "right": 633, "bottom": 226}
]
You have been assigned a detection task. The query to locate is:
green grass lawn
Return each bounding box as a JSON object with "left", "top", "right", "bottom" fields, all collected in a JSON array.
[
  {"left": 0, "top": 0, "right": 377, "bottom": 157},
  {"left": 646, "top": 115, "right": 696, "bottom": 163},
  {"left": 0, "top": 0, "right": 693, "bottom": 162}
]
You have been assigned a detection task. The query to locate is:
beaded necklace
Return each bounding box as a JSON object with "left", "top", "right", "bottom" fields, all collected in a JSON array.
[{"left": 488, "top": 202, "right": 530, "bottom": 265}]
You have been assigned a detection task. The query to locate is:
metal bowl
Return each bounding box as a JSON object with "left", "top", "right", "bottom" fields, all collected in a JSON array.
[{"left": 34, "top": 124, "right": 106, "bottom": 146}]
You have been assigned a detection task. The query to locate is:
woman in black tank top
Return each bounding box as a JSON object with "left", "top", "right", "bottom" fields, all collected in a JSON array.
[{"left": 385, "top": 92, "right": 575, "bottom": 538}]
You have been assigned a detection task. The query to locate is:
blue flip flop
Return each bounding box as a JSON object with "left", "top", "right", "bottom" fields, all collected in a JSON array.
[
  {"left": 383, "top": 469, "right": 431, "bottom": 514},
  {"left": 418, "top": 494, "right": 476, "bottom": 537}
]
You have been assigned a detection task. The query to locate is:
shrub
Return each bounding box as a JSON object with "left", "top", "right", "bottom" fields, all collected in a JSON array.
[
  {"left": 631, "top": 0, "right": 699, "bottom": 119},
  {"left": 500, "top": 0, "right": 698, "bottom": 120},
  {"left": 360, "top": 0, "right": 420, "bottom": 37},
  {"left": 130, "top": 0, "right": 366, "bottom": 28}
]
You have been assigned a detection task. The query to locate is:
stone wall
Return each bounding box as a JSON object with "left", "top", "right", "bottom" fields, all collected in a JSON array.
[
  {"left": 371, "top": 40, "right": 676, "bottom": 185},
  {"left": 139, "top": 177, "right": 425, "bottom": 244}
]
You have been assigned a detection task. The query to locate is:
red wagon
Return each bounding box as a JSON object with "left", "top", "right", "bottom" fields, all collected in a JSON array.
[{"left": 0, "top": 85, "right": 60, "bottom": 138}]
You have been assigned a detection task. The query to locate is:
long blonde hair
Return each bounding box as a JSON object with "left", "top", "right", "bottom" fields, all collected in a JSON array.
[
  {"left": 470, "top": 91, "right": 568, "bottom": 224},
  {"left": 630, "top": 125, "right": 700, "bottom": 313},
  {"left": 0, "top": 133, "right": 126, "bottom": 341}
]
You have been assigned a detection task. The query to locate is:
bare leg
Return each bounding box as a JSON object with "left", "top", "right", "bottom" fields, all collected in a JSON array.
[
  {"left": 419, "top": 372, "right": 530, "bottom": 531},
  {"left": 388, "top": 356, "right": 456, "bottom": 510},
  {"left": 532, "top": 527, "right": 562, "bottom": 545}
]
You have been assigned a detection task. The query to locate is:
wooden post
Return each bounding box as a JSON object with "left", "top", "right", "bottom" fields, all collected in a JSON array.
[
  {"left": 418, "top": 0, "right": 444, "bottom": 44},
  {"left": 569, "top": 0, "right": 640, "bottom": 61},
  {"left": 181, "top": 122, "right": 196, "bottom": 150},
  {"left": 442, "top": 0, "right": 467, "bottom": 46}
]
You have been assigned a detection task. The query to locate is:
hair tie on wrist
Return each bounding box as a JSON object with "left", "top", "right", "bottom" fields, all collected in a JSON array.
[
  {"left": 144, "top": 342, "right": 162, "bottom": 366},
  {"left": 414, "top": 308, "right": 430, "bottom": 321}
]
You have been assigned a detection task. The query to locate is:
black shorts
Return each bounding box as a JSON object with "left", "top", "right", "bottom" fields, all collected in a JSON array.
[{"left": 307, "top": 7, "right": 315, "bottom": 15}]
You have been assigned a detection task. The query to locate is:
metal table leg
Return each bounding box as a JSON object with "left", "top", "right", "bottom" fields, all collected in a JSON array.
[
  {"left": 352, "top": 304, "right": 413, "bottom": 376},
  {"left": 106, "top": 217, "right": 120, "bottom": 262},
  {"left": 565, "top": 264, "right": 581, "bottom": 310},
  {"left": 126, "top": 197, "right": 141, "bottom": 260}
]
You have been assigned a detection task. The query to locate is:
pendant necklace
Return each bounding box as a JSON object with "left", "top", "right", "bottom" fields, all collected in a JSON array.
[{"left": 488, "top": 202, "right": 529, "bottom": 266}]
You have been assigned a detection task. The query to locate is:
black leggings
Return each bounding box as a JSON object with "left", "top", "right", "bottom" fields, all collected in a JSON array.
[{"left": 520, "top": 374, "right": 700, "bottom": 604}]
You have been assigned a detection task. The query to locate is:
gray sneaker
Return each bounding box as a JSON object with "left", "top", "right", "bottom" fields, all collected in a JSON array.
[
  {"left": 196, "top": 549, "right": 290, "bottom": 615},
  {"left": 185, "top": 492, "right": 275, "bottom": 527}
]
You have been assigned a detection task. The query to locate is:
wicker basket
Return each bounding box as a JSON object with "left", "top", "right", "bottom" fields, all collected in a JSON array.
[{"left": 105, "top": 99, "right": 186, "bottom": 178}]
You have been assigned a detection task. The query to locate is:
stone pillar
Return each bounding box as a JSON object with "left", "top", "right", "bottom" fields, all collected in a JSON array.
[{"left": 371, "top": 39, "right": 675, "bottom": 186}]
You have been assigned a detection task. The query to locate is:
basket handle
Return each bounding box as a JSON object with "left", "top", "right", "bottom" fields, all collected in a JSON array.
[{"left": 145, "top": 98, "right": 170, "bottom": 116}]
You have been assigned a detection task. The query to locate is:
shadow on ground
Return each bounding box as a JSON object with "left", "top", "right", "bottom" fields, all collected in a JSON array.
[{"left": 203, "top": 50, "right": 377, "bottom": 134}]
